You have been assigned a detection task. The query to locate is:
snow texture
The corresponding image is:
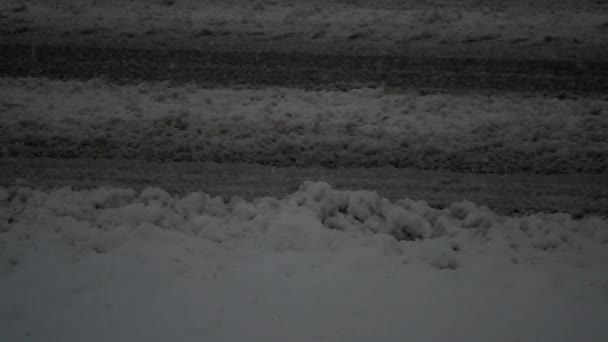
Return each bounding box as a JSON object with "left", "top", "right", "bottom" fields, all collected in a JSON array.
[
  {"left": 1, "top": 182, "right": 608, "bottom": 341},
  {"left": 1, "top": 0, "right": 607, "bottom": 58},
  {"left": 1, "top": 77, "right": 607, "bottom": 173}
]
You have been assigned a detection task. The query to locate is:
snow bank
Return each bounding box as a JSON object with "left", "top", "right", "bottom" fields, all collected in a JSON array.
[
  {"left": 2, "top": 182, "right": 608, "bottom": 342},
  {"left": 2, "top": 182, "right": 606, "bottom": 269},
  {"left": 2, "top": 78, "right": 607, "bottom": 173}
]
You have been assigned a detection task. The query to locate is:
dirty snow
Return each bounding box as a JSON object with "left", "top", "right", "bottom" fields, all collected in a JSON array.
[
  {"left": 1, "top": 0, "right": 607, "bottom": 58},
  {"left": 1, "top": 77, "right": 607, "bottom": 173},
  {"left": 3, "top": 157, "right": 608, "bottom": 217},
  {"left": 1, "top": 182, "right": 607, "bottom": 341}
]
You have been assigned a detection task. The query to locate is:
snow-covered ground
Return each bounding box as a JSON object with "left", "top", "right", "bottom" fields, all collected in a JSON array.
[
  {"left": 2, "top": 2, "right": 607, "bottom": 340},
  {"left": 2, "top": 2, "right": 607, "bottom": 338},
  {"left": 2, "top": 77, "right": 607, "bottom": 173},
  {"left": 1, "top": 182, "right": 607, "bottom": 341},
  {"left": 2, "top": 0, "right": 607, "bottom": 58}
]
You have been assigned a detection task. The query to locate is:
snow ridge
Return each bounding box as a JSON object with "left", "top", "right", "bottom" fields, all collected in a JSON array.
[{"left": 2, "top": 181, "right": 606, "bottom": 273}]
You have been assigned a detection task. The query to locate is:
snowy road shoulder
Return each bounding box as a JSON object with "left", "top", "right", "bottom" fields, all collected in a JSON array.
[
  {"left": 1, "top": 182, "right": 607, "bottom": 341},
  {"left": 2, "top": 78, "right": 607, "bottom": 173}
]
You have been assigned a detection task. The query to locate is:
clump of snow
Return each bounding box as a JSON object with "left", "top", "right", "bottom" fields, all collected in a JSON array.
[{"left": 265, "top": 209, "right": 339, "bottom": 253}]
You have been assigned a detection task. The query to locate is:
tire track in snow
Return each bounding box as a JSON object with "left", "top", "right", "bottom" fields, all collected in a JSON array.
[{"left": 2, "top": 44, "right": 608, "bottom": 93}]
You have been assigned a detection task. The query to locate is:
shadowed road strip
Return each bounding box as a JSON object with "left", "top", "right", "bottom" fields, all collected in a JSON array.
[{"left": 2, "top": 44, "right": 608, "bottom": 93}]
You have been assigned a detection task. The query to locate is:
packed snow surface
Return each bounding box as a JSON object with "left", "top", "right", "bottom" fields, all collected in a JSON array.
[
  {"left": 2, "top": 78, "right": 607, "bottom": 173},
  {"left": 1, "top": 182, "right": 607, "bottom": 341},
  {"left": 1, "top": 0, "right": 607, "bottom": 58}
]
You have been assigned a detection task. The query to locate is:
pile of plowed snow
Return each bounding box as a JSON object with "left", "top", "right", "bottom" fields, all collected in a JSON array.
[
  {"left": 1, "top": 182, "right": 608, "bottom": 341},
  {"left": 2, "top": 182, "right": 607, "bottom": 270}
]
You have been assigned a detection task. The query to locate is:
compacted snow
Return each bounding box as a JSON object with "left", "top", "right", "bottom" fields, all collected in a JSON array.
[
  {"left": 2, "top": 78, "right": 607, "bottom": 173},
  {"left": 1, "top": 182, "right": 607, "bottom": 341},
  {"left": 2, "top": 0, "right": 607, "bottom": 58}
]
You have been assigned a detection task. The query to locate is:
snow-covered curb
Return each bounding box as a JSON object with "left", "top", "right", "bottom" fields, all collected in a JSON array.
[{"left": 2, "top": 78, "right": 607, "bottom": 173}]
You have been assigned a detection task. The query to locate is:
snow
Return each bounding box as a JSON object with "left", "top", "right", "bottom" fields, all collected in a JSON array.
[
  {"left": 1, "top": 182, "right": 607, "bottom": 341},
  {"left": 1, "top": 1, "right": 607, "bottom": 340},
  {"left": 2, "top": 77, "right": 607, "bottom": 173},
  {"left": 1, "top": 0, "right": 607, "bottom": 58}
]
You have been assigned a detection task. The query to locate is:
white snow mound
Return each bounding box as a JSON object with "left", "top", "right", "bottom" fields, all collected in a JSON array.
[{"left": 2, "top": 181, "right": 606, "bottom": 267}]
